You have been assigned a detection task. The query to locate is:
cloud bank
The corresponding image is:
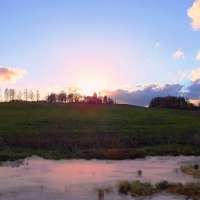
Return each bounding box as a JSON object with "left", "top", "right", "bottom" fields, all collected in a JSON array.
[
  {"left": 173, "top": 50, "right": 184, "bottom": 58},
  {"left": 186, "top": 81, "right": 200, "bottom": 99},
  {"left": 188, "top": 0, "right": 200, "bottom": 31},
  {"left": 101, "top": 83, "right": 184, "bottom": 106},
  {"left": 0, "top": 66, "right": 26, "bottom": 83}
]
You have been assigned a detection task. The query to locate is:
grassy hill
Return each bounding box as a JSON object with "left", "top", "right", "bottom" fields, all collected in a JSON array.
[{"left": 0, "top": 102, "right": 200, "bottom": 160}]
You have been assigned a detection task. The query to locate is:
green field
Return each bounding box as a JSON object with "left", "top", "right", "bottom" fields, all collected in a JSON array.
[{"left": 0, "top": 102, "right": 200, "bottom": 161}]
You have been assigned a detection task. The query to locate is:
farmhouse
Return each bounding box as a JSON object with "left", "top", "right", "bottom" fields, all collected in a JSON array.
[
  {"left": 84, "top": 96, "right": 99, "bottom": 104},
  {"left": 84, "top": 92, "right": 100, "bottom": 104}
]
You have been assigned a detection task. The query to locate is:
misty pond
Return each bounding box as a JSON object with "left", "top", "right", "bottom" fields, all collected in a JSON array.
[{"left": 0, "top": 155, "right": 200, "bottom": 200}]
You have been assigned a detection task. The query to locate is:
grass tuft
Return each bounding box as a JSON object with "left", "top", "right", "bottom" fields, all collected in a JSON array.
[
  {"left": 180, "top": 165, "right": 200, "bottom": 178},
  {"left": 118, "top": 180, "right": 200, "bottom": 198},
  {"left": 118, "top": 180, "right": 155, "bottom": 196},
  {"left": 118, "top": 181, "right": 131, "bottom": 194},
  {"left": 137, "top": 169, "right": 142, "bottom": 176},
  {"left": 130, "top": 180, "right": 155, "bottom": 196}
]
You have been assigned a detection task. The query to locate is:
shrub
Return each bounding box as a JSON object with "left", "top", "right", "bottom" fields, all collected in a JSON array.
[
  {"left": 130, "top": 180, "right": 155, "bottom": 196},
  {"left": 118, "top": 181, "right": 131, "bottom": 193},
  {"left": 155, "top": 180, "right": 170, "bottom": 190},
  {"left": 194, "top": 164, "right": 199, "bottom": 170},
  {"left": 98, "top": 189, "right": 104, "bottom": 197}
]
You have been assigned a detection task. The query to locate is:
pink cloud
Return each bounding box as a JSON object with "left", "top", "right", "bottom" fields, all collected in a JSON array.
[
  {"left": 188, "top": 0, "right": 200, "bottom": 31},
  {"left": 0, "top": 66, "right": 26, "bottom": 83},
  {"left": 189, "top": 67, "right": 200, "bottom": 82},
  {"left": 173, "top": 50, "right": 184, "bottom": 58}
]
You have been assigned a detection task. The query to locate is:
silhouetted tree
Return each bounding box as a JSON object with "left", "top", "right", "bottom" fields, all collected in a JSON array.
[
  {"left": 17, "top": 90, "right": 22, "bottom": 101},
  {"left": 98, "top": 92, "right": 102, "bottom": 103},
  {"left": 58, "top": 91, "right": 67, "bottom": 102},
  {"left": 36, "top": 90, "right": 40, "bottom": 101},
  {"left": 149, "top": 96, "right": 197, "bottom": 110},
  {"left": 107, "top": 97, "right": 114, "bottom": 104},
  {"left": 4, "top": 88, "right": 9, "bottom": 102},
  {"left": 29, "top": 90, "right": 34, "bottom": 101},
  {"left": 47, "top": 93, "right": 57, "bottom": 103},
  {"left": 68, "top": 93, "right": 74, "bottom": 103},
  {"left": 24, "top": 89, "right": 28, "bottom": 101},
  {"left": 103, "top": 95, "right": 108, "bottom": 103},
  {"left": 9, "top": 89, "right": 16, "bottom": 101}
]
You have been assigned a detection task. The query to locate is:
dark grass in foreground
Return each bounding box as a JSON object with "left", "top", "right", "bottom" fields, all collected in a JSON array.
[
  {"left": 0, "top": 102, "right": 200, "bottom": 161},
  {"left": 118, "top": 180, "right": 200, "bottom": 198}
]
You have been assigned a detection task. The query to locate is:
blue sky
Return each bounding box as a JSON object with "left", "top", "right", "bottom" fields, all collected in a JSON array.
[{"left": 0, "top": 0, "right": 200, "bottom": 106}]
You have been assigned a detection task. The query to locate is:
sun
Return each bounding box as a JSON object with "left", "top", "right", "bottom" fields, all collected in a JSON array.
[{"left": 77, "top": 78, "right": 105, "bottom": 96}]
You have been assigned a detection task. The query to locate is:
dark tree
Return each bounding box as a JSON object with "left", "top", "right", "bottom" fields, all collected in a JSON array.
[
  {"left": 68, "top": 93, "right": 74, "bottom": 103},
  {"left": 103, "top": 95, "right": 108, "bottom": 103},
  {"left": 24, "top": 89, "right": 28, "bottom": 101},
  {"left": 29, "top": 90, "right": 34, "bottom": 101},
  {"left": 36, "top": 90, "right": 40, "bottom": 101},
  {"left": 58, "top": 91, "right": 67, "bottom": 103},
  {"left": 107, "top": 97, "right": 114, "bottom": 104},
  {"left": 149, "top": 96, "right": 197, "bottom": 110},
  {"left": 4, "top": 88, "right": 9, "bottom": 102},
  {"left": 9, "top": 89, "right": 16, "bottom": 101},
  {"left": 47, "top": 93, "right": 57, "bottom": 103},
  {"left": 17, "top": 90, "right": 22, "bottom": 101}
]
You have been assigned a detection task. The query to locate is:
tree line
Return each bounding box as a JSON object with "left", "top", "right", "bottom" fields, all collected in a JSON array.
[
  {"left": 44, "top": 91, "right": 114, "bottom": 104},
  {"left": 149, "top": 96, "right": 200, "bottom": 110},
  {"left": 2, "top": 88, "right": 40, "bottom": 102},
  {"left": 0, "top": 88, "right": 115, "bottom": 104}
]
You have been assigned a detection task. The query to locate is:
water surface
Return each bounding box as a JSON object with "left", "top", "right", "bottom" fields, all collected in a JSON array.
[{"left": 0, "top": 155, "right": 200, "bottom": 200}]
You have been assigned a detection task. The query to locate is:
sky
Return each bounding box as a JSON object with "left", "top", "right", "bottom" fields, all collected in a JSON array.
[{"left": 0, "top": 0, "right": 200, "bottom": 106}]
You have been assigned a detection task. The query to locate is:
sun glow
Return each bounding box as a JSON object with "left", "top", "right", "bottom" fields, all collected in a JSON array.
[{"left": 77, "top": 78, "right": 105, "bottom": 96}]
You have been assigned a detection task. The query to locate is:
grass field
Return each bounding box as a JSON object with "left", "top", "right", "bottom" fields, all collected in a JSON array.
[{"left": 0, "top": 102, "right": 200, "bottom": 161}]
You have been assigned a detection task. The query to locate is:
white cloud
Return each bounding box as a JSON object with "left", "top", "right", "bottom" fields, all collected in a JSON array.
[
  {"left": 156, "top": 42, "right": 161, "bottom": 47},
  {"left": 189, "top": 67, "right": 200, "bottom": 82},
  {"left": 112, "top": 84, "right": 133, "bottom": 91},
  {"left": 188, "top": 0, "right": 200, "bottom": 31},
  {"left": 173, "top": 50, "right": 185, "bottom": 58},
  {"left": 196, "top": 51, "right": 200, "bottom": 60},
  {"left": 0, "top": 66, "right": 26, "bottom": 83}
]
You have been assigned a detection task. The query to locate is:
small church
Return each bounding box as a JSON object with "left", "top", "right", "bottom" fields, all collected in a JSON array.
[{"left": 84, "top": 92, "right": 99, "bottom": 104}]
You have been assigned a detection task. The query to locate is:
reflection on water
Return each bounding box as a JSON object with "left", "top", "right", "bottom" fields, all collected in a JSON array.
[
  {"left": 0, "top": 155, "right": 200, "bottom": 200},
  {"left": 0, "top": 160, "right": 24, "bottom": 168}
]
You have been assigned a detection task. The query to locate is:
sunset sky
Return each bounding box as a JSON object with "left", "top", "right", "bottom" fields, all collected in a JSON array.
[{"left": 0, "top": 0, "right": 200, "bottom": 106}]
